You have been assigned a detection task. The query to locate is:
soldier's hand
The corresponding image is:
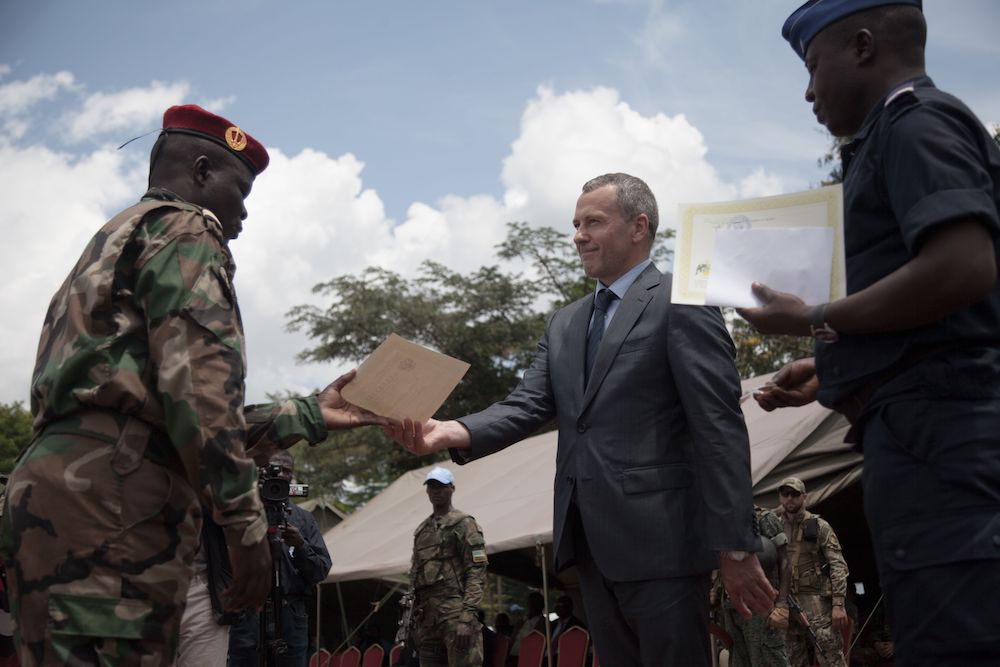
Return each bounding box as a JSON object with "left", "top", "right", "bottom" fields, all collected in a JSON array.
[
  {"left": 453, "top": 621, "right": 475, "bottom": 652},
  {"left": 832, "top": 604, "right": 849, "bottom": 634},
  {"left": 874, "top": 640, "right": 894, "bottom": 659},
  {"left": 767, "top": 606, "right": 790, "bottom": 631},
  {"left": 224, "top": 538, "right": 272, "bottom": 612},
  {"left": 719, "top": 554, "right": 777, "bottom": 619},
  {"left": 318, "top": 370, "right": 394, "bottom": 430},
  {"left": 383, "top": 418, "right": 471, "bottom": 456},
  {"left": 753, "top": 358, "right": 819, "bottom": 411}
]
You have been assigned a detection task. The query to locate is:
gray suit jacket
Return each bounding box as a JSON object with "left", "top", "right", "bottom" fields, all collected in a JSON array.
[{"left": 455, "top": 264, "right": 757, "bottom": 581}]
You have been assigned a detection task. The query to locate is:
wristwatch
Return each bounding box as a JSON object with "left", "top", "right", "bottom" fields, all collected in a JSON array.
[
  {"left": 810, "top": 303, "right": 839, "bottom": 343},
  {"left": 720, "top": 550, "right": 750, "bottom": 562}
]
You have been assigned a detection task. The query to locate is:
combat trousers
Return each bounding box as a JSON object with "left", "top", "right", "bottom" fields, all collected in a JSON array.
[
  {"left": 0, "top": 426, "right": 200, "bottom": 666},
  {"left": 784, "top": 594, "right": 844, "bottom": 667},
  {"left": 414, "top": 600, "right": 482, "bottom": 667},
  {"left": 862, "top": 397, "right": 1000, "bottom": 666},
  {"left": 721, "top": 602, "right": 788, "bottom": 667}
]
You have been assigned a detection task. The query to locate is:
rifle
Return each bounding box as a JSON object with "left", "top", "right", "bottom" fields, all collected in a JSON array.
[
  {"left": 786, "top": 593, "right": 826, "bottom": 659},
  {"left": 394, "top": 588, "right": 416, "bottom": 645}
]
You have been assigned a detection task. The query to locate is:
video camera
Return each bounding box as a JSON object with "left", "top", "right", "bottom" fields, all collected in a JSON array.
[{"left": 258, "top": 464, "right": 309, "bottom": 529}]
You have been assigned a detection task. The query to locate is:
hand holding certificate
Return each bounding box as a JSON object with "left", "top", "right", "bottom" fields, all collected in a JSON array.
[
  {"left": 671, "top": 185, "right": 845, "bottom": 309},
  {"left": 341, "top": 334, "right": 470, "bottom": 423}
]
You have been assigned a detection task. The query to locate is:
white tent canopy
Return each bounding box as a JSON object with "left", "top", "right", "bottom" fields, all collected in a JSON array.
[{"left": 323, "top": 374, "right": 862, "bottom": 583}]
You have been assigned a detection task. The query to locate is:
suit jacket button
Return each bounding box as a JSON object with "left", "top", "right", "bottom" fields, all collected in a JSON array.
[
  {"left": 577, "top": 423, "right": 588, "bottom": 433},
  {"left": 894, "top": 548, "right": 906, "bottom": 560}
]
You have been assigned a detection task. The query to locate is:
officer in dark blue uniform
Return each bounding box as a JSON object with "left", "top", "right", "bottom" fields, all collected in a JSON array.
[{"left": 737, "top": 1, "right": 1000, "bottom": 665}]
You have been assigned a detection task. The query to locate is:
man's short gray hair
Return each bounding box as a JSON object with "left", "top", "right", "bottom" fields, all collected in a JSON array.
[{"left": 581, "top": 173, "right": 659, "bottom": 246}]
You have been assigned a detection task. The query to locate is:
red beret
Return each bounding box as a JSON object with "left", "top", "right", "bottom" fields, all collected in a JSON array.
[{"left": 162, "top": 104, "right": 269, "bottom": 176}]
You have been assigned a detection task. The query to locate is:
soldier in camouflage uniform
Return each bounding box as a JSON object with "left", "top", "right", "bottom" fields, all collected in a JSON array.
[
  {"left": 410, "top": 467, "right": 487, "bottom": 667},
  {"left": 775, "top": 478, "right": 849, "bottom": 667},
  {"left": 719, "top": 505, "right": 791, "bottom": 667},
  {"left": 0, "top": 105, "right": 386, "bottom": 667}
]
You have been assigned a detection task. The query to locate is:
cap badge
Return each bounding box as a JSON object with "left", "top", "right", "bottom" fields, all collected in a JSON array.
[{"left": 225, "top": 126, "right": 248, "bottom": 151}]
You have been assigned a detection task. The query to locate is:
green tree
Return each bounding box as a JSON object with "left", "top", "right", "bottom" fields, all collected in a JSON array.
[{"left": 0, "top": 401, "right": 32, "bottom": 474}]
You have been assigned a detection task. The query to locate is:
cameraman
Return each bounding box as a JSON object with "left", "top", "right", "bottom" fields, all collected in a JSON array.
[{"left": 228, "top": 451, "right": 332, "bottom": 667}]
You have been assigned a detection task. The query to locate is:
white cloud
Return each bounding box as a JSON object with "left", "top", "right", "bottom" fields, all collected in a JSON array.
[
  {"left": 0, "top": 142, "right": 145, "bottom": 404},
  {"left": 66, "top": 80, "right": 191, "bottom": 142},
  {"left": 0, "top": 64, "right": 11, "bottom": 79},
  {"left": 0, "top": 76, "right": 788, "bottom": 405},
  {"left": 0, "top": 70, "right": 75, "bottom": 115},
  {"left": 204, "top": 95, "right": 237, "bottom": 114},
  {"left": 738, "top": 167, "right": 786, "bottom": 199}
]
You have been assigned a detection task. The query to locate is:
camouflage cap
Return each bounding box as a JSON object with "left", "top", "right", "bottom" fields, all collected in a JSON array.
[{"left": 778, "top": 476, "right": 806, "bottom": 494}]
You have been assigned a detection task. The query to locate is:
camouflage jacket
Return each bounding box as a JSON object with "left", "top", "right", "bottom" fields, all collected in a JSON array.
[
  {"left": 410, "top": 509, "right": 488, "bottom": 624},
  {"left": 776, "top": 508, "right": 849, "bottom": 605},
  {"left": 755, "top": 505, "right": 787, "bottom": 588},
  {"left": 28, "top": 189, "right": 329, "bottom": 547}
]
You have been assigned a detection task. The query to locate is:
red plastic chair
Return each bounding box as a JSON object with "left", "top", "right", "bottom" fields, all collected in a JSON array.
[
  {"left": 591, "top": 650, "right": 599, "bottom": 667},
  {"left": 310, "top": 648, "right": 332, "bottom": 667},
  {"left": 517, "top": 630, "right": 546, "bottom": 667},
  {"left": 340, "top": 647, "right": 362, "bottom": 667},
  {"left": 362, "top": 644, "right": 384, "bottom": 667},
  {"left": 492, "top": 634, "right": 511, "bottom": 667},
  {"left": 388, "top": 643, "right": 403, "bottom": 666},
  {"left": 556, "top": 626, "right": 589, "bottom": 667},
  {"left": 328, "top": 652, "right": 343, "bottom": 667},
  {"left": 709, "top": 621, "right": 734, "bottom": 651}
]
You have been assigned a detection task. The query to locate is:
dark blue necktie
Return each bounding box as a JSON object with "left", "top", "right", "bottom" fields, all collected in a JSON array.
[{"left": 585, "top": 288, "right": 617, "bottom": 385}]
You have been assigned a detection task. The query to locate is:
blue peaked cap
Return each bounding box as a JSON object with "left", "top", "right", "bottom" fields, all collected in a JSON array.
[{"left": 782, "top": 0, "right": 922, "bottom": 60}]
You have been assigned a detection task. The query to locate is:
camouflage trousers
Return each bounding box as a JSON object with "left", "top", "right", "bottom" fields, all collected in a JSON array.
[
  {"left": 0, "top": 426, "right": 200, "bottom": 666},
  {"left": 721, "top": 602, "right": 789, "bottom": 667},
  {"left": 414, "top": 599, "right": 482, "bottom": 667},
  {"left": 785, "top": 595, "right": 846, "bottom": 667}
]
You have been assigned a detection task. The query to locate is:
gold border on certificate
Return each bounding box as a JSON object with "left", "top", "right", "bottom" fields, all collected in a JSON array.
[{"left": 671, "top": 184, "right": 844, "bottom": 306}]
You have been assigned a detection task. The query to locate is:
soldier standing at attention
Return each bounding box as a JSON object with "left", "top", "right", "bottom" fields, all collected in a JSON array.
[
  {"left": 774, "top": 478, "right": 848, "bottom": 667},
  {"left": 410, "top": 467, "right": 488, "bottom": 667},
  {"left": 0, "top": 105, "right": 385, "bottom": 666}
]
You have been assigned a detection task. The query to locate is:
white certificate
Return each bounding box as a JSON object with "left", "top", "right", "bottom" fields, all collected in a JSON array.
[
  {"left": 341, "top": 334, "right": 470, "bottom": 423},
  {"left": 671, "top": 185, "right": 845, "bottom": 307}
]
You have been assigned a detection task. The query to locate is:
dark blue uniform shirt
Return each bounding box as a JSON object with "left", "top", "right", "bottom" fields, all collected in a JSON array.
[
  {"left": 279, "top": 503, "right": 332, "bottom": 598},
  {"left": 815, "top": 76, "right": 1000, "bottom": 411}
]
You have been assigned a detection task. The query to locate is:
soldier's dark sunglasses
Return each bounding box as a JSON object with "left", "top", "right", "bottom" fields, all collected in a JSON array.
[{"left": 779, "top": 489, "right": 802, "bottom": 498}]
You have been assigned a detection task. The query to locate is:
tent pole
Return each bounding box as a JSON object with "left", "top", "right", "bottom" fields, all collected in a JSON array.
[
  {"left": 537, "top": 540, "right": 553, "bottom": 667},
  {"left": 315, "top": 583, "right": 323, "bottom": 654},
  {"left": 336, "top": 581, "right": 350, "bottom": 642}
]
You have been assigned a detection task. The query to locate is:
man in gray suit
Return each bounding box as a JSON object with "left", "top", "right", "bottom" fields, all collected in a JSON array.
[{"left": 387, "top": 173, "right": 775, "bottom": 666}]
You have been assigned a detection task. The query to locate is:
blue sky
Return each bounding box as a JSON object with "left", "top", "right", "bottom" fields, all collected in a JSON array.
[{"left": 1, "top": 0, "right": 998, "bottom": 404}]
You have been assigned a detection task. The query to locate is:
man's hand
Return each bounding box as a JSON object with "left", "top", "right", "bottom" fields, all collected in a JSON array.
[
  {"left": 832, "top": 604, "right": 849, "bottom": 634},
  {"left": 281, "top": 524, "right": 305, "bottom": 549},
  {"left": 224, "top": 538, "right": 272, "bottom": 612},
  {"left": 718, "top": 554, "right": 777, "bottom": 619},
  {"left": 318, "top": 370, "right": 393, "bottom": 430},
  {"left": 753, "top": 357, "right": 819, "bottom": 411},
  {"left": 737, "top": 283, "right": 813, "bottom": 336},
  {"left": 453, "top": 621, "right": 475, "bottom": 652},
  {"left": 383, "top": 418, "right": 471, "bottom": 456},
  {"left": 767, "top": 606, "right": 790, "bottom": 631}
]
